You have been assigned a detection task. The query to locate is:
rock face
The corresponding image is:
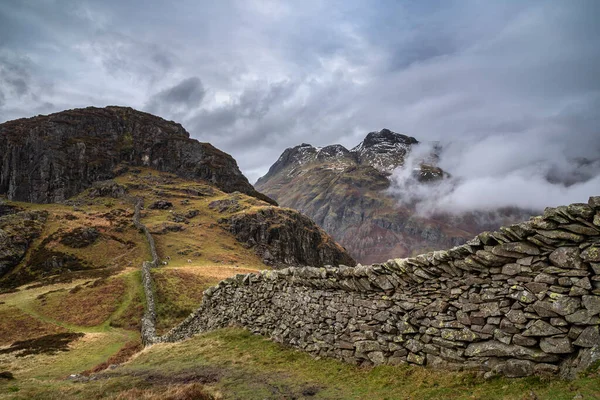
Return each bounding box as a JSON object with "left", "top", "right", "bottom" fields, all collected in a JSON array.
[
  {"left": 222, "top": 207, "right": 356, "bottom": 268},
  {"left": 0, "top": 106, "right": 275, "bottom": 205},
  {"left": 255, "top": 129, "right": 532, "bottom": 263},
  {"left": 59, "top": 227, "right": 100, "bottom": 248},
  {"left": 351, "top": 129, "right": 419, "bottom": 172},
  {"left": 0, "top": 211, "right": 48, "bottom": 277},
  {"left": 164, "top": 197, "right": 600, "bottom": 379}
]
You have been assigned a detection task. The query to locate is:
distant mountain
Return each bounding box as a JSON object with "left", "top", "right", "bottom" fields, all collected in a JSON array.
[{"left": 255, "top": 129, "right": 533, "bottom": 264}]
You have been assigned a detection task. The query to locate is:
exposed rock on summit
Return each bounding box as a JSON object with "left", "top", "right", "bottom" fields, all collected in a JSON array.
[
  {"left": 351, "top": 128, "right": 418, "bottom": 172},
  {"left": 0, "top": 106, "right": 275, "bottom": 205}
]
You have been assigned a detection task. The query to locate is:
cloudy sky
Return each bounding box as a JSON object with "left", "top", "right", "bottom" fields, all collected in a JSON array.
[{"left": 1, "top": 0, "right": 599, "bottom": 210}]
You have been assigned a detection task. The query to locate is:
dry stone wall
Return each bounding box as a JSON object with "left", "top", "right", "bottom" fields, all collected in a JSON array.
[
  {"left": 133, "top": 199, "right": 161, "bottom": 345},
  {"left": 163, "top": 197, "right": 600, "bottom": 378}
]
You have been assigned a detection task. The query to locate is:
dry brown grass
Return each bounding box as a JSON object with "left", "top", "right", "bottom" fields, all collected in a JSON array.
[
  {"left": 110, "top": 383, "right": 219, "bottom": 400},
  {"left": 33, "top": 277, "right": 127, "bottom": 327},
  {"left": 153, "top": 265, "right": 261, "bottom": 334},
  {"left": 83, "top": 338, "right": 143, "bottom": 375},
  {"left": 174, "top": 265, "right": 260, "bottom": 280},
  {"left": 153, "top": 269, "right": 216, "bottom": 333},
  {"left": 0, "top": 306, "right": 67, "bottom": 346}
]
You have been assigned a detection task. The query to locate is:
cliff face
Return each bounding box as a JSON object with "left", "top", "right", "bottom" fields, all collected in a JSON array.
[
  {"left": 222, "top": 207, "right": 356, "bottom": 268},
  {"left": 0, "top": 210, "right": 48, "bottom": 278},
  {"left": 255, "top": 129, "right": 532, "bottom": 264},
  {"left": 0, "top": 106, "right": 275, "bottom": 205}
]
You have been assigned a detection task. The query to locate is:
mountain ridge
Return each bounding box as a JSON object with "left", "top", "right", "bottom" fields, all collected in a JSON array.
[
  {"left": 256, "top": 128, "right": 424, "bottom": 187},
  {"left": 255, "top": 129, "right": 532, "bottom": 264}
]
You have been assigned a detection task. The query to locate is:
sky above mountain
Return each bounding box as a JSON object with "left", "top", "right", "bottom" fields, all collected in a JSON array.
[{"left": 1, "top": 0, "right": 599, "bottom": 211}]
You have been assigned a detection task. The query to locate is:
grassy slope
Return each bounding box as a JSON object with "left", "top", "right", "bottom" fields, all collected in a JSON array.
[
  {"left": 0, "top": 169, "right": 271, "bottom": 398},
  {"left": 152, "top": 266, "right": 261, "bottom": 335}
]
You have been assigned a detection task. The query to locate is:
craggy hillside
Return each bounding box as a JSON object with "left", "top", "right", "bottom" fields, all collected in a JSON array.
[
  {"left": 0, "top": 169, "right": 353, "bottom": 291},
  {"left": 0, "top": 106, "right": 274, "bottom": 205},
  {"left": 1, "top": 182, "right": 598, "bottom": 398}
]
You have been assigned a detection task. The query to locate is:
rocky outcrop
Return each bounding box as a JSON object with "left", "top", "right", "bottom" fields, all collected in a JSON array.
[
  {"left": 221, "top": 207, "right": 356, "bottom": 268},
  {"left": 87, "top": 180, "right": 127, "bottom": 199},
  {"left": 0, "top": 210, "right": 47, "bottom": 278},
  {"left": 351, "top": 128, "right": 418, "bottom": 172},
  {"left": 0, "top": 202, "right": 22, "bottom": 217},
  {"left": 0, "top": 106, "right": 275, "bottom": 205},
  {"left": 255, "top": 129, "right": 533, "bottom": 263},
  {"left": 59, "top": 227, "right": 99, "bottom": 248},
  {"left": 162, "top": 197, "right": 600, "bottom": 379}
]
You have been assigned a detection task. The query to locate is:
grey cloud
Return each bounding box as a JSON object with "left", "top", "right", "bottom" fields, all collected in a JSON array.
[
  {"left": 188, "top": 80, "right": 300, "bottom": 143},
  {"left": 0, "top": 54, "right": 31, "bottom": 97},
  {"left": 0, "top": 0, "right": 599, "bottom": 207},
  {"left": 145, "top": 77, "right": 205, "bottom": 118},
  {"left": 0, "top": 53, "right": 37, "bottom": 121},
  {"left": 79, "top": 32, "right": 177, "bottom": 83}
]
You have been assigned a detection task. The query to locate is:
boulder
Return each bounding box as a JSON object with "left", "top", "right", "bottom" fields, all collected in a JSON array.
[
  {"left": 499, "top": 359, "right": 534, "bottom": 378},
  {"left": 497, "top": 242, "right": 541, "bottom": 256},
  {"left": 581, "top": 246, "right": 600, "bottom": 262},
  {"left": 540, "top": 337, "right": 574, "bottom": 354},
  {"left": 465, "top": 341, "right": 558, "bottom": 362},
  {"left": 522, "top": 320, "right": 564, "bottom": 337},
  {"left": 573, "top": 326, "right": 600, "bottom": 348},
  {"left": 549, "top": 247, "right": 584, "bottom": 269},
  {"left": 582, "top": 295, "right": 600, "bottom": 316},
  {"left": 149, "top": 200, "right": 173, "bottom": 210}
]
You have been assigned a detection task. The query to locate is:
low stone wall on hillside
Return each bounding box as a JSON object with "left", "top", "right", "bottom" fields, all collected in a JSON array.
[
  {"left": 133, "top": 199, "right": 161, "bottom": 345},
  {"left": 162, "top": 197, "right": 600, "bottom": 378}
]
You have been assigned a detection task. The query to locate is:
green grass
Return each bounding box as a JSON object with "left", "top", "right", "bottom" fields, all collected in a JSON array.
[
  {"left": 122, "top": 328, "right": 600, "bottom": 400},
  {"left": 3, "top": 327, "right": 597, "bottom": 399},
  {"left": 0, "top": 275, "right": 140, "bottom": 399}
]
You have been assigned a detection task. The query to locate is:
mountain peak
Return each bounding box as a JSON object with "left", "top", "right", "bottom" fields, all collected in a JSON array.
[
  {"left": 355, "top": 129, "right": 419, "bottom": 151},
  {"left": 259, "top": 128, "right": 424, "bottom": 184},
  {"left": 351, "top": 129, "right": 419, "bottom": 172}
]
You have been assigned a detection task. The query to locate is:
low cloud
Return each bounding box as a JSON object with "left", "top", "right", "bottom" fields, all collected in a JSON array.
[{"left": 388, "top": 138, "right": 600, "bottom": 216}]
